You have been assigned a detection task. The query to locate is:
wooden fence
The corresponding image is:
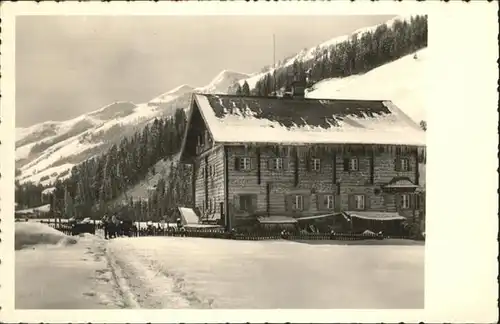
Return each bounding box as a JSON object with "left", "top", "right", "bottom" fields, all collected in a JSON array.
[{"left": 45, "top": 221, "right": 419, "bottom": 241}]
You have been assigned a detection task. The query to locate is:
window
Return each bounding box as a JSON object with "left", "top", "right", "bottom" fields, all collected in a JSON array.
[
  {"left": 293, "top": 195, "right": 304, "bottom": 210},
  {"left": 208, "top": 165, "right": 212, "bottom": 177},
  {"left": 274, "top": 158, "right": 283, "bottom": 170},
  {"left": 239, "top": 194, "right": 254, "bottom": 212},
  {"left": 349, "top": 158, "right": 359, "bottom": 171},
  {"left": 401, "top": 194, "right": 410, "bottom": 209},
  {"left": 324, "top": 194, "right": 334, "bottom": 209},
  {"left": 212, "top": 165, "right": 216, "bottom": 177},
  {"left": 239, "top": 157, "right": 251, "bottom": 170},
  {"left": 354, "top": 194, "right": 365, "bottom": 210},
  {"left": 312, "top": 158, "right": 321, "bottom": 171},
  {"left": 400, "top": 158, "right": 410, "bottom": 172},
  {"left": 204, "top": 130, "right": 209, "bottom": 144}
]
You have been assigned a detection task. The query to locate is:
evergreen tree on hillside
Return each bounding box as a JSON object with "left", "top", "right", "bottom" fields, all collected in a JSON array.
[
  {"left": 241, "top": 81, "right": 251, "bottom": 96},
  {"left": 247, "top": 15, "right": 428, "bottom": 97},
  {"left": 235, "top": 83, "right": 242, "bottom": 95},
  {"left": 419, "top": 120, "right": 427, "bottom": 131},
  {"left": 16, "top": 107, "right": 190, "bottom": 219}
]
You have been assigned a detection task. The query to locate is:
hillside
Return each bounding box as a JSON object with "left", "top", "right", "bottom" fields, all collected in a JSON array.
[
  {"left": 306, "top": 48, "right": 427, "bottom": 123},
  {"left": 16, "top": 14, "right": 427, "bottom": 187},
  {"left": 16, "top": 70, "right": 250, "bottom": 186},
  {"left": 15, "top": 13, "right": 427, "bottom": 220}
]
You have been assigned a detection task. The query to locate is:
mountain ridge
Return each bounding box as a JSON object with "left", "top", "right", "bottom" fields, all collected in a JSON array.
[{"left": 15, "top": 14, "right": 426, "bottom": 187}]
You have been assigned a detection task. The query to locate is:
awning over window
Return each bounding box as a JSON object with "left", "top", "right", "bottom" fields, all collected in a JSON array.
[
  {"left": 295, "top": 213, "right": 341, "bottom": 221},
  {"left": 344, "top": 211, "right": 406, "bottom": 221},
  {"left": 257, "top": 216, "right": 298, "bottom": 224},
  {"left": 184, "top": 224, "right": 222, "bottom": 229},
  {"left": 383, "top": 176, "right": 420, "bottom": 189}
]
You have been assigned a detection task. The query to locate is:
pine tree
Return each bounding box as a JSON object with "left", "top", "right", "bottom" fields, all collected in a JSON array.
[
  {"left": 241, "top": 81, "right": 251, "bottom": 96},
  {"left": 235, "top": 83, "right": 242, "bottom": 95}
]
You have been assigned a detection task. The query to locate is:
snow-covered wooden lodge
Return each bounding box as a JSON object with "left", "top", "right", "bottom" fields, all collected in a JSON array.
[{"left": 178, "top": 87, "right": 426, "bottom": 233}]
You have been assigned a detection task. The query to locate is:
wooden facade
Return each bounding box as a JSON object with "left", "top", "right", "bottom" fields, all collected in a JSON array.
[{"left": 179, "top": 94, "right": 425, "bottom": 230}]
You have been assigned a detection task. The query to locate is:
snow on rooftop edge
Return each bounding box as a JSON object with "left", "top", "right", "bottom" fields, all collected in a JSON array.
[{"left": 194, "top": 94, "right": 426, "bottom": 147}]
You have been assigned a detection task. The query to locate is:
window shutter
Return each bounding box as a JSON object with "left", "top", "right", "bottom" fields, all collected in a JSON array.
[
  {"left": 343, "top": 158, "right": 350, "bottom": 171},
  {"left": 395, "top": 193, "right": 402, "bottom": 211},
  {"left": 303, "top": 195, "right": 311, "bottom": 211},
  {"left": 283, "top": 157, "right": 289, "bottom": 170},
  {"left": 268, "top": 158, "right": 275, "bottom": 170},
  {"left": 316, "top": 194, "right": 323, "bottom": 211},
  {"left": 233, "top": 195, "right": 240, "bottom": 211},
  {"left": 348, "top": 194, "right": 355, "bottom": 210},
  {"left": 364, "top": 195, "right": 370, "bottom": 210},
  {"left": 250, "top": 194, "right": 258, "bottom": 213},
  {"left": 285, "top": 194, "right": 293, "bottom": 212},
  {"left": 407, "top": 158, "right": 412, "bottom": 171},
  {"left": 234, "top": 157, "right": 240, "bottom": 171},
  {"left": 394, "top": 157, "right": 401, "bottom": 172},
  {"left": 251, "top": 157, "right": 257, "bottom": 170},
  {"left": 306, "top": 154, "right": 312, "bottom": 172},
  {"left": 410, "top": 193, "right": 416, "bottom": 210}
]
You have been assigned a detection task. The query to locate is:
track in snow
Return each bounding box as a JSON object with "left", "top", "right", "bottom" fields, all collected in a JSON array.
[{"left": 104, "top": 238, "right": 213, "bottom": 309}]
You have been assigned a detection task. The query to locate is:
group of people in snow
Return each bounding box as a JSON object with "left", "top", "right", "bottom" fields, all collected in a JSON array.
[{"left": 101, "top": 213, "right": 121, "bottom": 239}]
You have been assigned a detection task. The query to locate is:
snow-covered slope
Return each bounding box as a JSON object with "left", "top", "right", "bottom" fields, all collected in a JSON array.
[
  {"left": 16, "top": 14, "right": 424, "bottom": 186},
  {"left": 15, "top": 70, "right": 249, "bottom": 186},
  {"left": 306, "top": 48, "right": 428, "bottom": 123},
  {"left": 235, "top": 15, "right": 415, "bottom": 91},
  {"left": 112, "top": 153, "right": 180, "bottom": 205}
]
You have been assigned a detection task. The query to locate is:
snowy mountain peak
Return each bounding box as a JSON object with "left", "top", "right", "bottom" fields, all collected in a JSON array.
[
  {"left": 16, "top": 15, "right": 426, "bottom": 187},
  {"left": 150, "top": 84, "right": 196, "bottom": 104},
  {"left": 196, "top": 69, "right": 250, "bottom": 94}
]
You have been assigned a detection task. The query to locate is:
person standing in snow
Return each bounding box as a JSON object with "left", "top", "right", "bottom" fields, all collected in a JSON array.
[
  {"left": 101, "top": 214, "right": 109, "bottom": 239},
  {"left": 110, "top": 214, "right": 119, "bottom": 238}
]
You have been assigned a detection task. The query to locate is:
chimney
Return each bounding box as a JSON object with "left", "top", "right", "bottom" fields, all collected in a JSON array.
[{"left": 291, "top": 72, "right": 306, "bottom": 99}]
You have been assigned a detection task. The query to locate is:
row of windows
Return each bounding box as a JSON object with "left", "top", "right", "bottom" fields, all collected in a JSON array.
[
  {"left": 202, "top": 193, "right": 417, "bottom": 215},
  {"left": 235, "top": 193, "right": 416, "bottom": 212},
  {"left": 234, "top": 156, "right": 411, "bottom": 172}
]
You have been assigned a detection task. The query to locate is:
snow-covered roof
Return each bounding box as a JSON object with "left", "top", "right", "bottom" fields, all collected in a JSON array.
[
  {"left": 178, "top": 207, "right": 199, "bottom": 225},
  {"left": 344, "top": 211, "right": 406, "bottom": 221},
  {"left": 15, "top": 204, "right": 51, "bottom": 214},
  {"left": 41, "top": 187, "right": 56, "bottom": 195},
  {"left": 257, "top": 216, "right": 298, "bottom": 224},
  {"left": 185, "top": 94, "right": 425, "bottom": 152}
]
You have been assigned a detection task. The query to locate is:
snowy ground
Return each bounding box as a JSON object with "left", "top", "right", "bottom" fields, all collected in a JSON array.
[{"left": 15, "top": 223, "right": 424, "bottom": 309}]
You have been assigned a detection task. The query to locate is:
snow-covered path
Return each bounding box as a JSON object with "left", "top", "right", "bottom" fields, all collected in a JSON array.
[
  {"left": 15, "top": 234, "right": 123, "bottom": 309},
  {"left": 106, "top": 237, "right": 424, "bottom": 309},
  {"left": 15, "top": 225, "right": 424, "bottom": 309}
]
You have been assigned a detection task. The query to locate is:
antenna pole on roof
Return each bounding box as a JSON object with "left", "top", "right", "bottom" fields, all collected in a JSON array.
[
  {"left": 273, "top": 33, "right": 276, "bottom": 94},
  {"left": 273, "top": 33, "right": 276, "bottom": 69}
]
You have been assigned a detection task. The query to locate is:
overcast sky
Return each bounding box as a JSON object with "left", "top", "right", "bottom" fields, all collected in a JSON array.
[{"left": 16, "top": 15, "right": 394, "bottom": 127}]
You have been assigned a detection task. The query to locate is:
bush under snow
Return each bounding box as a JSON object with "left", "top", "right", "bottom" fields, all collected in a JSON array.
[{"left": 15, "top": 222, "right": 77, "bottom": 250}]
